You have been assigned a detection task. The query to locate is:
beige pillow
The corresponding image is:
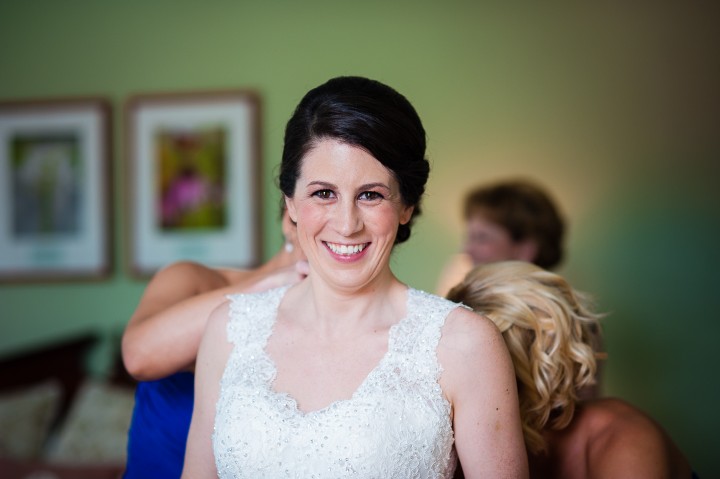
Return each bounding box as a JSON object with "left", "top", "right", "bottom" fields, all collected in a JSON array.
[
  {"left": 45, "top": 380, "right": 135, "bottom": 464},
  {"left": 0, "top": 380, "right": 62, "bottom": 460}
]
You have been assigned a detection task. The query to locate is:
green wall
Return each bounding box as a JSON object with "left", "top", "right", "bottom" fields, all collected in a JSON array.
[{"left": 1, "top": 2, "right": 718, "bottom": 475}]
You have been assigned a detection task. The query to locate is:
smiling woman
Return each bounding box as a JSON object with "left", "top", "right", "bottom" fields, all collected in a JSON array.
[
  {"left": 286, "top": 140, "right": 414, "bottom": 290},
  {"left": 181, "top": 76, "right": 529, "bottom": 479}
]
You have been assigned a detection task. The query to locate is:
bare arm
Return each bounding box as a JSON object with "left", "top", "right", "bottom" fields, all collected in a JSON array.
[
  {"left": 439, "top": 308, "right": 529, "bottom": 478},
  {"left": 121, "top": 261, "right": 238, "bottom": 380},
  {"left": 122, "top": 260, "right": 307, "bottom": 380},
  {"left": 181, "top": 302, "right": 234, "bottom": 478}
]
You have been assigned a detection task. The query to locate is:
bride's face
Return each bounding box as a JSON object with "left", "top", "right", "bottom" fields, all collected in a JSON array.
[{"left": 285, "top": 139, "right": 413, "bottom": 292}]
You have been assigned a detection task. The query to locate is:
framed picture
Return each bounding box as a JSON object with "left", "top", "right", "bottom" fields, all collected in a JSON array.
[
  {"left": 0, "top": 98, "right": 112, "bottom": 282},
  {"left": 125, "top": 90, "right": 262, "bottom": 278}
]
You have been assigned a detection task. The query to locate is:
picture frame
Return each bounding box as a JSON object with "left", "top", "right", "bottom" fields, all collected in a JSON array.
[
  {"left": 0, "top": 98, "right": 113, "bottom": 282},
  {"left": 125, "top": 90, "right": 262, "bottom": 278}
]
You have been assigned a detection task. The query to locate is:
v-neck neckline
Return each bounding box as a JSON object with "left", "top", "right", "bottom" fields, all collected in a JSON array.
[{"left": 261, "top": 286, "right": 415, "bottom": 417}]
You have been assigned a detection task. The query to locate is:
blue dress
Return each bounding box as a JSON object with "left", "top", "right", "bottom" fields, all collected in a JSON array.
[{"left": 123, "top": 372, "right": 194, "bottom": 478}]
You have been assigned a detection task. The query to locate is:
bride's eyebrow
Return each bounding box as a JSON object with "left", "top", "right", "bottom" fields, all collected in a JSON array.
[
  {"left": 306, "top": 181, "right": 336, "bottom": 189},
  {"left": 305, "top": 181, "right": 391, "bottom": 192},
  {"left": 359, "top": 182, "right": 391, "bottom": 192}
]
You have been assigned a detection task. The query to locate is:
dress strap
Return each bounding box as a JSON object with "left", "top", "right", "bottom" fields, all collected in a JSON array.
[{"left": 225, "top": 286, "right": 288, "bottom": 347}]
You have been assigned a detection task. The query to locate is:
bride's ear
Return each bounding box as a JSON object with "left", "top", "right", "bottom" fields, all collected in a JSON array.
[
  {"left": 285, "top": 196, "right": 298, "bottom": 224},
  {"left": 399, "top": 205, "right": 414, "bottom": 225}
]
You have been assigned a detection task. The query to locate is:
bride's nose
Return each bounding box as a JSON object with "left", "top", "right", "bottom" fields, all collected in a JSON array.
[{"left": 333, "top": 199, "right": 363, "bottom": 236}]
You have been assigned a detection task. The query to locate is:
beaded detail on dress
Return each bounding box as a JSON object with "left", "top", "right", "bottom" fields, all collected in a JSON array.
[{"left": 213, "top": 286, "right": 460, "bottom": 479}]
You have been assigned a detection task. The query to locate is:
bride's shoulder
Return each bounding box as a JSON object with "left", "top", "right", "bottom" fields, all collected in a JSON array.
[
  {"left": 437, "top": 302, "right": 516, "bottom": 410},
  {"left": 442, "top": 305, "right": 501, "bottom": 349},
  {"left": 406, "top": 287, "right": 501, "bottom": 352}
]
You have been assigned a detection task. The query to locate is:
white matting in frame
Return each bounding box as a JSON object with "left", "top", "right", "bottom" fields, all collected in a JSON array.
[
  {"left": 126, "top": 90, "right": 261, "bottom": 278},
  {"left": 0, "top": 98, "right": 112, "bottom": 282}
]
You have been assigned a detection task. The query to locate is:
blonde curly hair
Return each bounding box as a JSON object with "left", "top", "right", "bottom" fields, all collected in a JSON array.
[{"left": 446, "top": 261, "right": 605, "bottom": 455}]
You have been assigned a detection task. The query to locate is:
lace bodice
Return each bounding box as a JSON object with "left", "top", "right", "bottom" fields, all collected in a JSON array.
[{"left": 213, "top": 286, "right": 461, "bottom": 479}]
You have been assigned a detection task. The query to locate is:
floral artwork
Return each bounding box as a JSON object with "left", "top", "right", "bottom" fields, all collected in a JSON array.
[
  {"left": 126, "top": 90, "right": 261, "bottom": 277},
  {"left": 156, "top": 128, "right": 227, "bottom": 231}
]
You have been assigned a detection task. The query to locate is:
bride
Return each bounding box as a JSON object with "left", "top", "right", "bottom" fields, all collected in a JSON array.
[{"left": 181, "top": 76, "right": 528, "bottom": 478}]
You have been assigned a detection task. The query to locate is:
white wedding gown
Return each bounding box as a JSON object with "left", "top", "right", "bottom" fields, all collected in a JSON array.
[{"left": 213, "top": 286, "right": 461, "bottom": 478}]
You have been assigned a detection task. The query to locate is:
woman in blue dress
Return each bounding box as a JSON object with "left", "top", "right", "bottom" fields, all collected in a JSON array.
[{"left": 122, "top": 210, "right": 307, "bottom": 478}]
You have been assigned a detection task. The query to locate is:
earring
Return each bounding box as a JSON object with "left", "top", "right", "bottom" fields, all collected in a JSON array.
[{"left": 284, "top": 242, "right": 294, "bottom": 253}]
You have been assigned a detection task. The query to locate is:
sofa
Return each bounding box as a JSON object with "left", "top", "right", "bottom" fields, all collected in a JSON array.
[{"left": 0, "top": 334, "right": 136, "bottom": 479}]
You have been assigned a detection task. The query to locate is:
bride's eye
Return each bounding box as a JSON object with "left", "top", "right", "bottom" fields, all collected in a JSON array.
[
  {"left": 312, "top": 189, "right": 335, "bottom": 200},
  {"left": 359, "top": 191, "right": 383, "bottom": 201}
]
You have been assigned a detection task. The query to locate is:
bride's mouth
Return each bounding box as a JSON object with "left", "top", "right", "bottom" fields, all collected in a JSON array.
[{"left": 324, "top": 241, "right": 369, "bottom": 256}]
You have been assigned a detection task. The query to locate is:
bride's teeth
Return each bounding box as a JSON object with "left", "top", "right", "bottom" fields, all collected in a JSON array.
[{"left": 329, "top": 243, "right": 365, "bottom": 255}]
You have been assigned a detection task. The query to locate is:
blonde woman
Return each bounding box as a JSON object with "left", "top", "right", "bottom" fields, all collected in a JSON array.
[{"left": 447, "top": 261, "right": 695, "bottom": 479}]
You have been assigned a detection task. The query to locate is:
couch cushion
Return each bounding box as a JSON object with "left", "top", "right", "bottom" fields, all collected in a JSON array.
[
  {"left": 45, "top": 380, "right": 135, "bottom": 464},
  {"left": 0, "top": 380, "right": 62, "bottom": 460}
]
